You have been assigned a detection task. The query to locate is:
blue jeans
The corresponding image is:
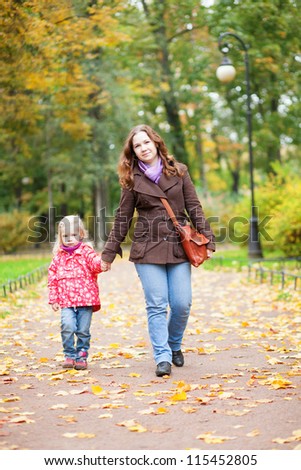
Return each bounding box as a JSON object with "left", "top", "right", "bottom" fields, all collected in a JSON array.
[
  {"left": 135, "top": 263, "right": 192, "bottom": 365},
  {"left": 60, "top": 307, "right": 93, "bottom": 359}
]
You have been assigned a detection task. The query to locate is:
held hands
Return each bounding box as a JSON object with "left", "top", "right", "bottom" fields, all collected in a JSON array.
[
  {"left": 101, "top": 258, "right": 111, "bottom": 272},
  {"left": 206, "top": 249, "right": 213, "bottom": 260}
]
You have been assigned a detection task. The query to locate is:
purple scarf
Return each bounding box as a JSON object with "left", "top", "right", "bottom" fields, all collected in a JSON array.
[
  {"left": 61, "top": 242, "right": 82, "bottom": 254},
  {"left": 138, "top": 158, "right": 163, "bottom": 184}
]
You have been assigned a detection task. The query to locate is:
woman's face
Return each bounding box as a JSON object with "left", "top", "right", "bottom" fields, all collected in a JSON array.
[{"left": 132, "top": 131, "right": 158, "bottom": 166}]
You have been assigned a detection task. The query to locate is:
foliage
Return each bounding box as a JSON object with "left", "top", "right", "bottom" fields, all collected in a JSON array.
[
  {"left": 0, "top": 1, "right": 300, "bottom": 255},
  {"left": 0, "top": 211, "right": 32, "bottom": 254},
  {"left": 0, "top": 257, "right": 51, "bottom": 284},
  {"left": 231, "top": 164, "right": 301, "bottom": 256}
]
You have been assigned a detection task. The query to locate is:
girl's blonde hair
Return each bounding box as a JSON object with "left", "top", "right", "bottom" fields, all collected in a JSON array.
[
  {"left": 52, "top": 215, "right": 89, "bottom": 255},
  {"left": 118, "top": 124, "right": 185, "bottom": 189}
]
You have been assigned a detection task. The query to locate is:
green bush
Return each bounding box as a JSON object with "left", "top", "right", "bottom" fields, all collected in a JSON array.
[
  {"left": 0, "top": 211, "right": 31, "bottom": 254},
  {"left": 231, "top": 167, "right": 301, "bottom": 257}
]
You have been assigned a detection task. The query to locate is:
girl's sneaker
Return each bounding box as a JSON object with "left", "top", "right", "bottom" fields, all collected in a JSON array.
[
  {"left": 63, "top": 357, "right": 75, "bottom": 369},
  {"left": 74, "top": 351, "right": 88, "bottom": 370}
]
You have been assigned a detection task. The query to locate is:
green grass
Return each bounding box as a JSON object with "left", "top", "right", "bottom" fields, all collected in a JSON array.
[
  {"left": 204, "top": 246, "right": 300, "bottom": 271},
  {"left": 0, "top": 257, "right": 51, "bottom": 284}
]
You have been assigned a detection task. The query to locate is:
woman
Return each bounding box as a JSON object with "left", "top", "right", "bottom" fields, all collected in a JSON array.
[{"left": 101, "top": 124, "right": 215, "bottom": 377}]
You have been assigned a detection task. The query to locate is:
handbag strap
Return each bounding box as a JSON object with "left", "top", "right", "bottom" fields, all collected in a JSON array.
[{"left": 160, "top": 198, "right": 181, "bottom": 229}]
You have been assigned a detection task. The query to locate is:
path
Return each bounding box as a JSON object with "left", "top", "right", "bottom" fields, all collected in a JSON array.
[{"left": 0, "top": 256, "right": 301, "bottom": 451}]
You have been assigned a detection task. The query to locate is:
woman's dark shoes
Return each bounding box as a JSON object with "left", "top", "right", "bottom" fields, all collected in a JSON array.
[
  {"left": 156, "top": 361, "right": 171, "bottom": 377},
  {"left": 172, "top": 350, "right": 184, "bottom": 367}
]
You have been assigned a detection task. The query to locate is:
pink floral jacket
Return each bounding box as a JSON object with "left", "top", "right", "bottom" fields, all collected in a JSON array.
[{"left": 48, "top": 243, "right": 102, "bottom": 312}]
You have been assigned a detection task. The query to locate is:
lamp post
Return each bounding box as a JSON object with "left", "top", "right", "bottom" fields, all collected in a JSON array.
[{"left": 216, "top": 32, "right": 263, "bottom": 259}]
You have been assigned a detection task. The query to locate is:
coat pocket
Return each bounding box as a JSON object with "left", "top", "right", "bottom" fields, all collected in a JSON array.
[
  {"left": 173, "top": 240, "right": 186, "bottom": 258},
  {"left": 130, "top": 241, "right": 147, "bottom": 259}
]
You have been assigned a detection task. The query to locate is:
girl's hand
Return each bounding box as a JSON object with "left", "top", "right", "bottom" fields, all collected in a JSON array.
[
  {"left": 51, "top": 303, "right": 60, "bottom": 312},
  {"left": 206, "top": 249, "right": 213, "bottom": 259},
  {"left": 101, "top": 260, "right": 111, "bottom": 272}
]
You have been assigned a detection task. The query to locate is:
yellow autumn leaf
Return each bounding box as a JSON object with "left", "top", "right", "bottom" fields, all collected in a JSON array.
[
  {"left": 20, "top": 384, "right": 33, "bottom": 390},
  {"left": 98, "top": 413, "right": 113, "bottom": 419},
  {"left": 173, "top": 380, "right": 191, "bottom": 392},
  {"left": 9, "top": 416, "right": 35, "bottom": 424},
  {"left": 59, "top": 415, "right": 77, "bottom": 423},
  {"left": 195, "top": 397, "right": 211, "bottom": 405},
  {"left": 170, "top": 391, "right": 187, "bottom": 402},
  {"left": 117, "top": 419, "right": 147, "bottom": 432},
  {"left": 274, "top": 429, "right": 301, "bottom": 444},
  {"left": 1, "top": 396, "right": 20, "bottom": 402},
  {"left": 0, "top": 407, "right": 19, "bottom": 413},
  {"left": 182, "top": 406, "right": 197, "bottom": 413},
  {"left": 120, "top": 383, "right": 130, "bottom": 389},
  {"left": 138, "top": 408, "right": 154, "bottom": 415},
  {"left": 63, "top": 432, "right": 95, "bottom": 439},
  {"left": 218, "top": 392, "right": 235, "bottom": 399},
  {"left": 128, "top": 423, "right": 147, "bottom": 433},
  {"left": 155, "top": 407, "right": 169, "bottom": 414},
  {"left": 49, "top": 404, "right": 69, "bottom": 410},
  {"left": 117, "top": 419, "right": 137, "bottom": 427},
  {"left": 246, "top": 429, "right": 260, "bottom": 437},
  {"left": 198, "top": 347, "right": 206, "bottom": 354},
  {"left": 91, "top": 385, "right": 103, "bottom": 395},
  {"left": 266, "top": 356, "right": 284, "bottom": 365},
  {"left": 196, "top": 432, "right": 236, "bottom": 444},
  {"left": 39, "top": 357, "right": 49, "bottom": 363},
  {"left": 259, "top": 374, "right": 293, "bottom": 389},
  {"left": 129, "top": 372, "right": 141, "bottom": 377},
  {"left": 77, "top": 433, "right": 96, "bottom": 439}
]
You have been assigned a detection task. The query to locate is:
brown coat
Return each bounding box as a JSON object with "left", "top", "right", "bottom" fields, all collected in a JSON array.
[{"left": 101, "top": 164, "right": 215, "bottom": 264}]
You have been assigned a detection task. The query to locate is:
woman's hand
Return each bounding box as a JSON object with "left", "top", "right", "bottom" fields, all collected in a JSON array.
[
  {"left": 101, "top": 259, "right": 111, "bottom": 272},
  {"left": 206, "top": 249, "right": 213, "bottom": 259},
  {"left": 51, "top": 303, "right": 60, "bottom": 312}
]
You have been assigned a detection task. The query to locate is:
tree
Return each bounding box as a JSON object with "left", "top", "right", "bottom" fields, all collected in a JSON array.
[{"left": 207, "top": 0, "right": 301, "bottom": 173}]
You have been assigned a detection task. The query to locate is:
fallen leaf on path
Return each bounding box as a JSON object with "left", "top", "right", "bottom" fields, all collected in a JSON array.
[
  {"left": 272, "top": 429, "right": 301, "bottom": 444},
  {"left": 9, "top": 416, "right": 35, "bottom": 424},
  {"left": 170, "top": 391, "right": 187, "bottom": 402},
  {"left": 63, "top": 432, "right": 96, "bottom": 439},
  {"left": 246, "top": 429, "right": 260, "bottom": 437},
  {"left": 49, "top": 404, "right": 69, "bottom": 410},
  {"left": 91, "top": 385, "right": 103, "bottom": 395},
  {"left": 259, "top": 374, "right": 294, "bottom": 389},
  {"left": 1, "top": 396, "right": 20, "bottom": 403},
  {"left": 196, "top": 432, "right": 236, "bottom": 444},
  {"left": 98, "top": 413, "right": 113, "bottom": 419},
  {"left": 116, "top": 419, "right": 147, "bottom": 433}
]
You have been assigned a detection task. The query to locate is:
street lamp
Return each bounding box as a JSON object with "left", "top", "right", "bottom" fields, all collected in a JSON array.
[{"left": 216, "top": 32, "right": 263, "bottom": 259}]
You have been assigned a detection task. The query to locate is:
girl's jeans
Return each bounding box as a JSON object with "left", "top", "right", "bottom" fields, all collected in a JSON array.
[
  {"left": 135, "top": 262, "right": 192, "bottom": 365},
  {"left": 60, "top": 307, "right": 93, "bottom": 360}
]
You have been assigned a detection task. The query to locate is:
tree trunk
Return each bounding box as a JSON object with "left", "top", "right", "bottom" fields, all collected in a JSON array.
[
  {"left": 142, "top": 0, "right": 187, "bottom": 164},
  {"left": 93, "top": 180, "right": 107, "bottom": 249},
  {"left": 195, "top": 129, "right": 207, "bottom": 195}
]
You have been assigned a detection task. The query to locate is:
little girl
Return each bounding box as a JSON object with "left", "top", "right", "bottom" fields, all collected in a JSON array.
[{"left": 48, "top": 215, "right": 102, "bottom": 370}]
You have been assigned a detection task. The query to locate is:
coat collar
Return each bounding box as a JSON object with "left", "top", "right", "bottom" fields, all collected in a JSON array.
[{"left": 133, "top": 166, "right": 179, "bottom": 199}]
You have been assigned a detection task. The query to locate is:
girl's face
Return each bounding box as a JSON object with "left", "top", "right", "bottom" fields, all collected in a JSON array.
[
  {"left": 132, "top": 131, "right": 158, "bottom": 166},
  {"left": 61, "top": 222, "right": 80, "bottom": 247}
]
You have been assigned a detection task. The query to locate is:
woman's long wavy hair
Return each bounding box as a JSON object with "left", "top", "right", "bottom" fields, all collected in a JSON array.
[{"left": 118, "top": 124, "right": 185, "bottom": 189}]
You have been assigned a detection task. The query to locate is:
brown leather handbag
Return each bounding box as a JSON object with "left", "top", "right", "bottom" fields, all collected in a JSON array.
[{"left": 160, "top": 198, "right": 209, "bottom": 267}]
